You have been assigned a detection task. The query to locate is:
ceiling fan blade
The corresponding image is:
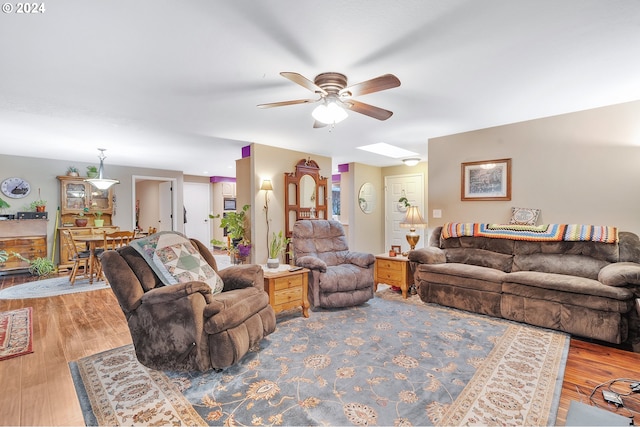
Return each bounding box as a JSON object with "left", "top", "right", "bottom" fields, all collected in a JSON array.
[
  {"left": 257, "top": 98, "right": 317, "bottom": 108},
  {"left": 281, "top": 72, "right": 327, "bottom": 95},
  {"left": 339, "top": 74, "right": 401, "bottom": 97},
  {"left": 344, "top": 99, "right": 394, "bottom": 121}
]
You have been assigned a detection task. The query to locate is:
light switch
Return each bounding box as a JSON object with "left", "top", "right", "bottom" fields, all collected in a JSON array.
[{"left": 433, "top": 209, "right": 442, "bottom": 218}]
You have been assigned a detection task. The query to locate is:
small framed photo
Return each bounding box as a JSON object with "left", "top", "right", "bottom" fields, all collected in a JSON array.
[
  {"left": 461, "top": 158, "right": 512, "bottom": 201},
  {"left": 391, "top": 245, "right": 401, "bottom": 254}
]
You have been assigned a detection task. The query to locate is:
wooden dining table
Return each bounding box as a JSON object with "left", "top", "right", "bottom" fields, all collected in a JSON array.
[{"left": 72, "top": 235, "right": 115, "bottom": 283}]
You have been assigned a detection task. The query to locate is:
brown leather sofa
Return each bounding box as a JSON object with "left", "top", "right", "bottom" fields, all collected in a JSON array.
[
  {"left": 101, "top": 238, "right": 276, "bottom": 371},
  {"left": 409, "top": 225, "right": 640, "bottom": 348},
  {"left": 292, "top": 219, "right": 374, "bottom": 309}
]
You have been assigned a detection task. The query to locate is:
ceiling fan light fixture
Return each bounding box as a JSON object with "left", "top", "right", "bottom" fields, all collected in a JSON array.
[
  {"left": 312, "top": 101, "right": 348, "bottom": 125},
  {"left": 403, "top": 158, "right": 421, "bottom": 166}
]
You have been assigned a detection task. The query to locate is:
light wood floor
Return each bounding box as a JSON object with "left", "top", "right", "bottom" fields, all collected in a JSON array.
[{"left": 1, "top": 272, "right": 639, "bottom": 426}]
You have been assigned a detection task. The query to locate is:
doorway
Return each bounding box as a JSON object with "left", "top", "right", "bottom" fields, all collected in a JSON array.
[
  {"left": 183, "top": 182, "right": 212, "bottom": 247},
  {"left": 384, "top": 173, "right": 425, "bottom": 253},
  {"left": 132, "top": 176, "right": 178, "bottom": 233}
]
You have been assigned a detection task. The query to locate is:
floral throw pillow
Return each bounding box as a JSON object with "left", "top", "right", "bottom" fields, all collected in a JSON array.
[
  {"left": 509, "top": 207, "right": 541, "bottom": 225},
  {"left": 129, "top": 231, "right": 224, "bottom": 295}
]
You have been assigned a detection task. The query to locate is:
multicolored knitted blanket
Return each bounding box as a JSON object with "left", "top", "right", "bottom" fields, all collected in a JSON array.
[{"left": 441, "top": 223, "right": 618, "bottom": 243}]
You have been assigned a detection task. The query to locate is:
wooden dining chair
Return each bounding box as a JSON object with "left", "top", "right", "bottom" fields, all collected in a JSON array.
[
  {"left": 95, "top": 231, "right": 136, "bottom": 282},
  {"left": 103, "top": 230, "right": 136, "bottom": 251},
  {"left": 61, "top": 229, "right": 91, "bottom": 285}
]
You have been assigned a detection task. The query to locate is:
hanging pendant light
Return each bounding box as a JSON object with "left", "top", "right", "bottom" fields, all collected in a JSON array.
[{"left": 86, "top": 148, "right": 120, "bottom": 190}]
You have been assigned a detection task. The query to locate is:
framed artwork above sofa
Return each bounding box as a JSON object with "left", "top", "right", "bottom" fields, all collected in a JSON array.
[{"left": 461, "top": 158, "right": 511, "bottom": 201}]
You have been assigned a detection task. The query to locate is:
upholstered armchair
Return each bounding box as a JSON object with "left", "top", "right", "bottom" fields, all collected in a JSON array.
[
  {"left": 100, "top": 238, "right": 276, "bottom": 371},
  {"left": 292, "top": 219, "right": 374, "bottom": 309}
]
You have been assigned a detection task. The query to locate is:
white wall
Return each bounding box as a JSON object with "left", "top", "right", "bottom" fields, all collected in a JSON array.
[{"left": 428, "top": 100, "right": 640, "bottom": 235}]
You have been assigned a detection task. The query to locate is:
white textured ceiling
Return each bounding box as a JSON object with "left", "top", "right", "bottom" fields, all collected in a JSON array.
[{"left": 1, "top": 0, "right": 639, "bottom": 176}]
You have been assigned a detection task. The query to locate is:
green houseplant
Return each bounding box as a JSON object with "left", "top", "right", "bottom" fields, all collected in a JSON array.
[
  {"left": 210, "top": 204, "right": 251, "bottom": 262},
  {"left": 29, "top": 199, "right": 47, "bottom": 212},
  {"left": 86, "top": 165, "right": 99, "bottom": 178},
  {"left": 67, "top": 166, "right": 79, "bottom": 176},
  {"left": 9, "top": 252, "right": 56, "bottom": 276},
  {"left": 93, "top": 210, "right": 104, "bottom": 227},
  {"left": 0, "top": 196, "right": 10, "bottom": 210},
  {"left": 267, "top": 230, "right": 290, "bottom": 269}
]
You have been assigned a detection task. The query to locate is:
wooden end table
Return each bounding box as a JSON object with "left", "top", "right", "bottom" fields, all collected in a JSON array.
[
  {"left": 263, "top": 267, "right": 310, "bottom": 317},
  {"left": 374, "top": 254, "right": 414, "bottom": 299}
]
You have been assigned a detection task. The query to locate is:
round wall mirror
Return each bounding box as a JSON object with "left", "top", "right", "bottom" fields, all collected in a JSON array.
[{"left": 358, "top": 182, "right": 376, "bottom": 214}]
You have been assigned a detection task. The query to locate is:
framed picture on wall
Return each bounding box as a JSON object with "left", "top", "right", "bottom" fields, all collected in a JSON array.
[{"left": 461, "top": 158, "right": 512, "bottom": 201}]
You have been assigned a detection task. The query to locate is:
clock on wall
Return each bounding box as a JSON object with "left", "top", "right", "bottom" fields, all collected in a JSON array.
[{"left": 1, "top": 177, "right": 31, "bottom": 199}]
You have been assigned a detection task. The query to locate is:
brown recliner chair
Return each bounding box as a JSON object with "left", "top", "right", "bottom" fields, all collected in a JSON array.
[
  {"left": 100, "top": 238, "right": 276, "bottom": 371},
  {"left": 292, "top": 219, "right": 375, "bottom": 309}
]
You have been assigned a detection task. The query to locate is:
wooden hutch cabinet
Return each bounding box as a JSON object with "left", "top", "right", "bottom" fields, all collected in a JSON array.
[
  {"left": 284, "top": 159, "right": 328, "bottom": 262},
  {"left": 57, "top": 176, "right": 118, "bottom": 270},
  {"left": 284, "top": 158, "right": 329, "bottom": 238},
  {"left": 58, "top": 176, "right": 114, "bottom": 222}
]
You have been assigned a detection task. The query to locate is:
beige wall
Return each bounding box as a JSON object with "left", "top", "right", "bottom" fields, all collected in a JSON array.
[
  {"left": 341, "top": 163, "right": 384, "bottom": 253},
  {"left": 135, "top": 180, "right": 160, "bottom": 232},
  {"left": 428, "top": 100, "right": 640, "bottom": 235},
  {"left": 0, "top": 154, "right": 184, "bottom": 262},
  {"left": 249, "top": 144, "right": 332, "bottom": 264}
]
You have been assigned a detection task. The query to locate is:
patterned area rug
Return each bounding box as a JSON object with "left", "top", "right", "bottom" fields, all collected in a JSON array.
[
  {"left": 0, "top": 307, "right": 33, "bottom": 361},
  {"left": 0, "top": 276, "right": 110, "bottom": 299},
  {"left": 71, "top": 292, "right": 568, "bottom": 426},
  {"left": 0, "top": 255, "right": 229, "bottom": 300}
]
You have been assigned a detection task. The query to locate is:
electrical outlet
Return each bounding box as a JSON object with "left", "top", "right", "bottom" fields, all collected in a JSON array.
[{"left": 433, "top": 209, "right": 442, "bottom": 218}]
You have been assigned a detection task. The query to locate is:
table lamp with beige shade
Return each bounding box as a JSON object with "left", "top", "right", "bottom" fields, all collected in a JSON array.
[{"left": 400, "top": 206, "right": 427, "bottom": 251}]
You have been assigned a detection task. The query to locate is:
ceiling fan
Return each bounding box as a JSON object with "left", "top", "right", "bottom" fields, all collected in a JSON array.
[{"left": 257, "top": 72, "right": 401, "bottom": 127}]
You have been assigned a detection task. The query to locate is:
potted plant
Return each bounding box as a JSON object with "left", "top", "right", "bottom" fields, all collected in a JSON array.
[
  {"left": 76, "top": 207, "right": 89, "bottom": 227},
  {"left": 210, "top": 204, "right": 250, "bottom": 262},
  {"left": 0, "top": 197, "right": 9, "bottom": 210},
  {"left": 67, "top": 166, "right": 79, "bottom": 177},
  {"left": 9, "top": 252, "right": 56, "bottom": 276},
  {"left": 30, "top": 199, "right": 47, "bottom": 213},
  {"left": 236, "top": 241, "right": 252, "bottom": 264},
  {"left": 87, "top": 165, "right": 99, "bottom": 178},
  {"left": 0, "top": 249, "right": 8, "bottom": 265},
  {"left": 93, "top": 210, "right": 104, "bottom": 227},
  {"left": 267, "top": 230, "right": 290, "bottom": 269},
  {"left": 0, "top": 197, "right": 12, "bottom": 220}
]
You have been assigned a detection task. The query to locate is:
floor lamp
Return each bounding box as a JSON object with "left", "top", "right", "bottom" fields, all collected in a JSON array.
[
  {"left": 400, "top": 206, "right": 427, "bottom": 295},
  {"left": 261, "top": 180, "right": 273, "bottom": 255}
]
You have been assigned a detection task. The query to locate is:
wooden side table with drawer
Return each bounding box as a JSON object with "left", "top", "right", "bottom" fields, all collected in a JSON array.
[
  {"left": 263, "top": 267, "right": 310, "bottom": 317},
  {"left": 374, "top": 254, "right": 414, "bottom": 299}
]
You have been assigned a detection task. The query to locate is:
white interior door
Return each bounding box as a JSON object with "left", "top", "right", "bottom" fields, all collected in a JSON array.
[
  {"left": 158, "top": 181, "right": 173, "bottom": 231},
  {"left": 183, "top": 182, "right": 211, "bottom": 246},
  {"left": 385, "top": 173, "right": 425, "bottom": 253}
]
